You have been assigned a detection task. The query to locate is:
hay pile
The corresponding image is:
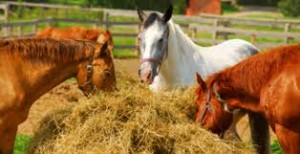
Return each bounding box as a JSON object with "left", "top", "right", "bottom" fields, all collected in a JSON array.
[{"left": 29, "top": 72, "right": 253, "bottom": 154}]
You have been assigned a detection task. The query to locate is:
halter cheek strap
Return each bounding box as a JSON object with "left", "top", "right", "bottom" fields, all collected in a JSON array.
[
  {"left": 198, "top": 90, "right": 212, "bottom": 125},
  {"left": 198, "top": 83, "right": 231, "bottom": 136},
  {"left": 79, "top": 51, "right": 97, "bottom": 97}
]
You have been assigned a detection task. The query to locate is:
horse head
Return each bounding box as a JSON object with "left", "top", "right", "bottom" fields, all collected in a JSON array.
[
  {"left": 194, "top": 73, "right": 233, "bottom": 137},
  {"left": 76, "top": 41, "right": 116, "bottom": 96},
  {"left": 137, "top": 5, "right": 172, "bottom": 84}
]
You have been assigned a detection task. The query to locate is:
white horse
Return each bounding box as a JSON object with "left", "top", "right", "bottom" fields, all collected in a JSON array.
[
  {"left": 137, "top": 5, "right": 270, "bottom": 154},
  {"left": 137, "top": 8, "right": 258, "bottom": 91}
]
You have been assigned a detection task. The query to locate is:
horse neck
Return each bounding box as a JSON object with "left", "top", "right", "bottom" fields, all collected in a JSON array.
[
  {"left": 158, "top": 21, "right": 204, "bottom": 86},
  {"left": 211, "top": 52, "right": 285, "bottom": 112},
  {"left": 16, "top": 57, "right": 82, "bottom": 104}
]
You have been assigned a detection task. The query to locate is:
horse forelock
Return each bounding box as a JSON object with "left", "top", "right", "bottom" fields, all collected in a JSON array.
[
  {"left": 2, "top": 38, "right": 95, "bottom": 63},
  {"left": 143, "top": 13, "right": 162, "bottom": 29}
]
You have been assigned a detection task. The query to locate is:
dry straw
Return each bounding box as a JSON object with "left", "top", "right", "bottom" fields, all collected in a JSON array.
[{"left": 29, "top": 72, "right": 253, "bottom": 154}]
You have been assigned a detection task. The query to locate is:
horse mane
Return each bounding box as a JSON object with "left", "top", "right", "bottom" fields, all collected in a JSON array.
[
  {"left": 168, "top": 20, "right": 197, "bottom": 49},
  {"left": 207, "top": 44, "right": 300, "bottom": 97},
  {"left": 0, "top": 38, "right": 96, "bottom": 63}
]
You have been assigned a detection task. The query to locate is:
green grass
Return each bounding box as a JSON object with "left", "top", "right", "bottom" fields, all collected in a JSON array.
[
  {"left": 271, "top": 140, "right": 283, "bottom": 154},
  {"left": 13, "top": 134, "right": 32, "bottom": 154},
  {"left": 114, "top": 49, "right": 137, "bottom": 58}
]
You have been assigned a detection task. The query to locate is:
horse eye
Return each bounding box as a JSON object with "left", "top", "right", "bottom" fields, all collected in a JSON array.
[
  {"left": 158, "top": 38, "right": 163, "bottom": 43},
  {"left": 104, "top": 70, "right": 111, "bottom": 77}
]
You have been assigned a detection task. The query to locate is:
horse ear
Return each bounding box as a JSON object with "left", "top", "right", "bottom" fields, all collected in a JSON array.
[
  {"left": 163, "top": 4, "right": 173, "bottom": 23},
  {"left": 99, "top": 41, "right": 109, "bottom": 58},
  {"left": 196, "top": 72, "right": 207, "bottom": 91},
  {"left": 137, "top": 7, "right": 146, "bottom": 22}
]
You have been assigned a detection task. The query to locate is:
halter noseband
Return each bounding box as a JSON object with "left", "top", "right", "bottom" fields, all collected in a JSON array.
[{"left": 79, "top": 52, "right": 97, "bottom": 97}]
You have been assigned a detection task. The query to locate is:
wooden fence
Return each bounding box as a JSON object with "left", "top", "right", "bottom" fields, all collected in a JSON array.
[{"left": 1, "top": 1, "right": 300, "bottom": 51}]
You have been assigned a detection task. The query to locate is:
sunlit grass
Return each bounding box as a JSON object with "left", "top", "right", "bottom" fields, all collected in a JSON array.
[{"left": 14, "top": 134, "right": 32, "bottom": 154}]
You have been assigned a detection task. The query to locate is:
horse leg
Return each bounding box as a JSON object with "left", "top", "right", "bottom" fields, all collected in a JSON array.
[
  {"left": 228, "top": 109, "right": 246, "bottom": 141},
  {"left": 248, "top": 111, "right": 270, "bottom": 154},
  {"left": 274, "top": 123, "right": 300, "bottom": 154},
  {"left": 0, "top": 125, "right": 18, "bottom": 154}
]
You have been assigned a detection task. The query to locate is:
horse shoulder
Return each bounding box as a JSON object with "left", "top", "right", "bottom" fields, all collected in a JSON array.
[{"left": 260, "top": 66, "right": 300, "bottom": 129}]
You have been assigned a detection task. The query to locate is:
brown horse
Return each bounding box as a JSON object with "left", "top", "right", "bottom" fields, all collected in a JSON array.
[
  {"left": 195, "top": 44, "right": 300, "bottom": 154},
  {"left": 36, "top": 26, "right": 114, "bottom": 53},
  {"left": 0, "top": 38, "right": 116, "bottom": 154}
]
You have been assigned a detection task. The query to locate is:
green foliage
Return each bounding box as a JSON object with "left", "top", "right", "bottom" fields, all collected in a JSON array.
[
  {"left": 27, "top": 0, "right": 186, "bottom": 14},
  {"left": 278, "top": 0, "right": 300, "bottom": 17},
  {"left": 236, "top": 0, "right": 279, "bottom": 6},
  {"left": 271, "top": 140, "right": 283, "bottom": 154},
  {"left": 13, "top": 134, "right": 32, "bottom": 154},
  {"left": 222, "top": 2, "right": 239, "bottom": 14}
]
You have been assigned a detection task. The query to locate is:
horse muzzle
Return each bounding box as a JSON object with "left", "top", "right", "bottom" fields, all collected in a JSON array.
[{"left": 139, "top": 69, "right": 154, "bottom": 84}]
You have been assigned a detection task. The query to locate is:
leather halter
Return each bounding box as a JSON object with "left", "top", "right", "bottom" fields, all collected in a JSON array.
[
  {"left": 78, "top": 52, "right": 96, "bottom": 97},
  {"left": 198, "top": 83, "right": 228, "bottom": 137}
]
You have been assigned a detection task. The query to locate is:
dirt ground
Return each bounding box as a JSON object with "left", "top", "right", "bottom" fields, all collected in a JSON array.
[{"left": 18, "top": 58, "right": 276, "bottom": 143}]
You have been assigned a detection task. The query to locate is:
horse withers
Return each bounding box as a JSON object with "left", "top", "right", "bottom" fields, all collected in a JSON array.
[
  {"left": 136, "top": 5, "right": 269, "bottom": 153},
  {"left": 195, "top": 44, "right": 300, "bottom": 154},
  {"left": 0, "top": 38, "right": 116, "bottom": 154}
]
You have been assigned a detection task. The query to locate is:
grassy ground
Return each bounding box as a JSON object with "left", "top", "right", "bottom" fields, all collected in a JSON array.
[{"left": 14, "top": 134, "right": 32, "bottom": 154}]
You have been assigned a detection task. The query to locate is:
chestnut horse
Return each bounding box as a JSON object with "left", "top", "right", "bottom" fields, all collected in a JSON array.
[
  {"left": 195, "top": 44, "right": 300, "bottom": 154},
  {"left": 0, "top": 38, "right": 116, "bottom": 154},
  {"left": 36, "top": 26, "right": 114, "bottom": 52}
]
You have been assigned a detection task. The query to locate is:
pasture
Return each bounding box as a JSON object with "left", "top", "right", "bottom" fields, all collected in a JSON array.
[{"left": 1, "top": 1, "right": 298, "bottom": 154}]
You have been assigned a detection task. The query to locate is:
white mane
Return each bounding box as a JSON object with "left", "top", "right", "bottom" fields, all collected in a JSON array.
[{"left": 149, "top": 20, "right": 258, "bottom": 91}]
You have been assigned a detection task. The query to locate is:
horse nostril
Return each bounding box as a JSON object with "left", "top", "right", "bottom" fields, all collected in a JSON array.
[
  {"left": 138, "top": 69, "right": 141, "bottom": 77},
  {"left": 146, "top": 70, "right": 152, "bottom": 80}
]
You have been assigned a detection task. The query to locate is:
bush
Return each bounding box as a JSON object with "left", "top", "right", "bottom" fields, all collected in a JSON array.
[{"left": 278, "top": 0, "right": 300, "bottom": 17}]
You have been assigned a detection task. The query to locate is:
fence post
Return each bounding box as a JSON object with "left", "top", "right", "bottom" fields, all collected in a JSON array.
[
  {"left": 40, "top": 7, "right": 45, "bottom": 19},
  {"left": 18, "top": 26, "right": 23, "bottom": 36},
  {"left": 4, "top": 4, "right": 10, "bottom": 22},
  {"left": 284, "top": 23, "right": 291, "bottom": 44},
  {"left": 103, "top": 11, "right": 110, "bottom": 29},
  {"left": 93, "top": 22, "right": 98, "bottom": 29},
  {"left": 219, "top": 20, "right": 229, "bottom": 40},
  {"left": 250, "top": 34, "right": 257, "bottom": 44},
  {"left": 32, "top": 22, "right": 38, "bottom": 35},
  {"left": 4, "top": 26, "right": 12, "bottom": 37},
  {"left": 212, "top": 19, "right": 219, "bottom": 45},
  {"left": 189, "top": 24, "right": 197, "bottom": 42}
]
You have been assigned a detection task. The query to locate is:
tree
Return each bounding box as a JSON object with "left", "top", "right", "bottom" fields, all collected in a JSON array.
[{"left": 278, "top": 0, "right": 300, "bottom": 17}]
